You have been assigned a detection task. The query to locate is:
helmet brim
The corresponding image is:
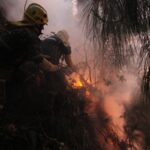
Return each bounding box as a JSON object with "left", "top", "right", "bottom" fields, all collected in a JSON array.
[{"left": 9, "top": 21, "right": 34, "bottom": 27}]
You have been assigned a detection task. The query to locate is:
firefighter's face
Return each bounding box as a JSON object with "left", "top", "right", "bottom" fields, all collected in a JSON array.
[{"left": 35, "top": 24, "right": 44, "bottom": 35}]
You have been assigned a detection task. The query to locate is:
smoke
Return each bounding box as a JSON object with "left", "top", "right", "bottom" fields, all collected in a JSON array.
[
  {"left": 103, "top": 71, "right": 140, "bottom": 137},
  {"left": 72, "top": 0, "right": 78, "bottom": 16},
  {"left": 0, "top": 0, "right": 23, "bottom": 20}
]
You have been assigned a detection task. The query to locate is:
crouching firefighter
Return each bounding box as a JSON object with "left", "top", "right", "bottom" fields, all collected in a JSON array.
[
  {"left": 0, "top": 3, "right": 65, "bottom": 150},
  {"left": 41, "top": 30, "right": 76, "bottom": 92}
]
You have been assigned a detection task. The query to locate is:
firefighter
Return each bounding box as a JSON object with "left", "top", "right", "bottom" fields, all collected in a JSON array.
[
  {"left": 41, "top": 30, "right": 75, "bottom": 92},
  {"left": 0, "top": 3, "right": 60, "bottom": 72},
  {"left": 0, "top": 3, "right": 68, "bottom": 150},
  {"left": 0, "top": 3, "right": 63, "bottom": 124},
  {"left": 41, "top": 30, "right": 74, "bottom": 68},
  {"left": 0, "top": 4, "right": 70, "bottom": 150}
]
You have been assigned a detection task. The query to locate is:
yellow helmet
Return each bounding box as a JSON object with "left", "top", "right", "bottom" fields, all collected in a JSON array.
[
  {"left": 56, "top": 30, "right": 70, "bottom": 46},
  {"left": 24, "top": 3, "right": 48, "bottom": 25}
]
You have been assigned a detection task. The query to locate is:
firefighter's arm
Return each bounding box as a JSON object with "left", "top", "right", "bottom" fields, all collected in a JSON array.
[
  {"left": 39, "top": 58, "right": 60, "bottom": 72},
  {"left": 64, "top": 54, "right": 74, "bottom": 68}
]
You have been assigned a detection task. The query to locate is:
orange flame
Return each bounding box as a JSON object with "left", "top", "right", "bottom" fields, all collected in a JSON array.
[
  {"left": 65, "top": 73, "right": 96, "bottom": 103},
  {"left": 73, "top": 79, "right": 83, "bottom": 88},
  {"left": 66, "top": 73, "right": 84, "bottom": 89}
]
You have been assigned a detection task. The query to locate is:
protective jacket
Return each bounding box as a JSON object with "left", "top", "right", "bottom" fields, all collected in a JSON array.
[
  {"left": 41, "top": 35, "right": 71, "bottom": 65},
  {"left": 0, "top": 25, "right": 47, "bottom": 121},
  {"left": 0, "top": 25, "right": 43, "bottom": 67}
]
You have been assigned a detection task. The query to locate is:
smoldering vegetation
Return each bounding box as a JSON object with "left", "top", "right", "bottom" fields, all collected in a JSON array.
[
  {"left": 123, "top": 67, "right": 150, "bottom": 149},
  {"left": 83, "top": 0, "right": 150, "bottom": 149},
  {"left": 124, "top": 99, "right": 150, "bottom": 149}
]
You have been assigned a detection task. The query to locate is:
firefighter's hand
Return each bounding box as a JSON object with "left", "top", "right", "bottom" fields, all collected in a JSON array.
[
  {"left": 70, "top": 65, "right": 79, "bottom": 73},
  {"left": 64, "top": 65, "right": 79, "bottom": 74},
  {"left": 57, "top": 65, "right": 72, "bottom": 75},
  {"left": 56, "top": 65, "right": 78, "bottom": 74},
  {"left": 56, "top": 64, "right": 63, "bottom": 71}
]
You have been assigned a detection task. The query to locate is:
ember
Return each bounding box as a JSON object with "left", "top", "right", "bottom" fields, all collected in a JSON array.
[
  {"left": 85, "top": 90, "right": 90, "bottom": 97},
  {"left": 66, "top": 73, "right": 85, "bottom": 89},
  {"left": 73, "top": 78, "right": 83, "bottom": 88}
]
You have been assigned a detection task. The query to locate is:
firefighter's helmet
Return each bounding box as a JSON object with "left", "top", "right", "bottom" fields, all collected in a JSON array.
[
  {"left": 56, "top": 30, "right": 70, "bottom": 46},
  {"left": 24, "top": 3, "right": 48, "bottom": 25}
]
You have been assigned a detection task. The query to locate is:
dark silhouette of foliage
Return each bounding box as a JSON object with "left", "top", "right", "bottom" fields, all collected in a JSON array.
[
  {"left": 82, "top": 0, "right": 150, "bottom": 68},
  {"left": 124, "top": 99, "right": 150, "bottom": 149}
]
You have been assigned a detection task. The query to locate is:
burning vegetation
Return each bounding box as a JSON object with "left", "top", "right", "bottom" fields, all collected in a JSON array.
[{"left": 63, "top": 70, "right": 130, "bottom": 149}]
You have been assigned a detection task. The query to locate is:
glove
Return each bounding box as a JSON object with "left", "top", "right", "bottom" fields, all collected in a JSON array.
[{"left": 70, "top": 65, "right": 79, "bottom": 73}]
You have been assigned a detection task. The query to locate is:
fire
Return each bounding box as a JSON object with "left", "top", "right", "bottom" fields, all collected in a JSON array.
[
  {"left": 73, "top": 78, "right": 83, "bottom": 88},
  {"left": 65, "top": 73, "right": 96, "bottom": 101},
  {"left": 66, "top": 73, "right": 84, "bottom": 89}
]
